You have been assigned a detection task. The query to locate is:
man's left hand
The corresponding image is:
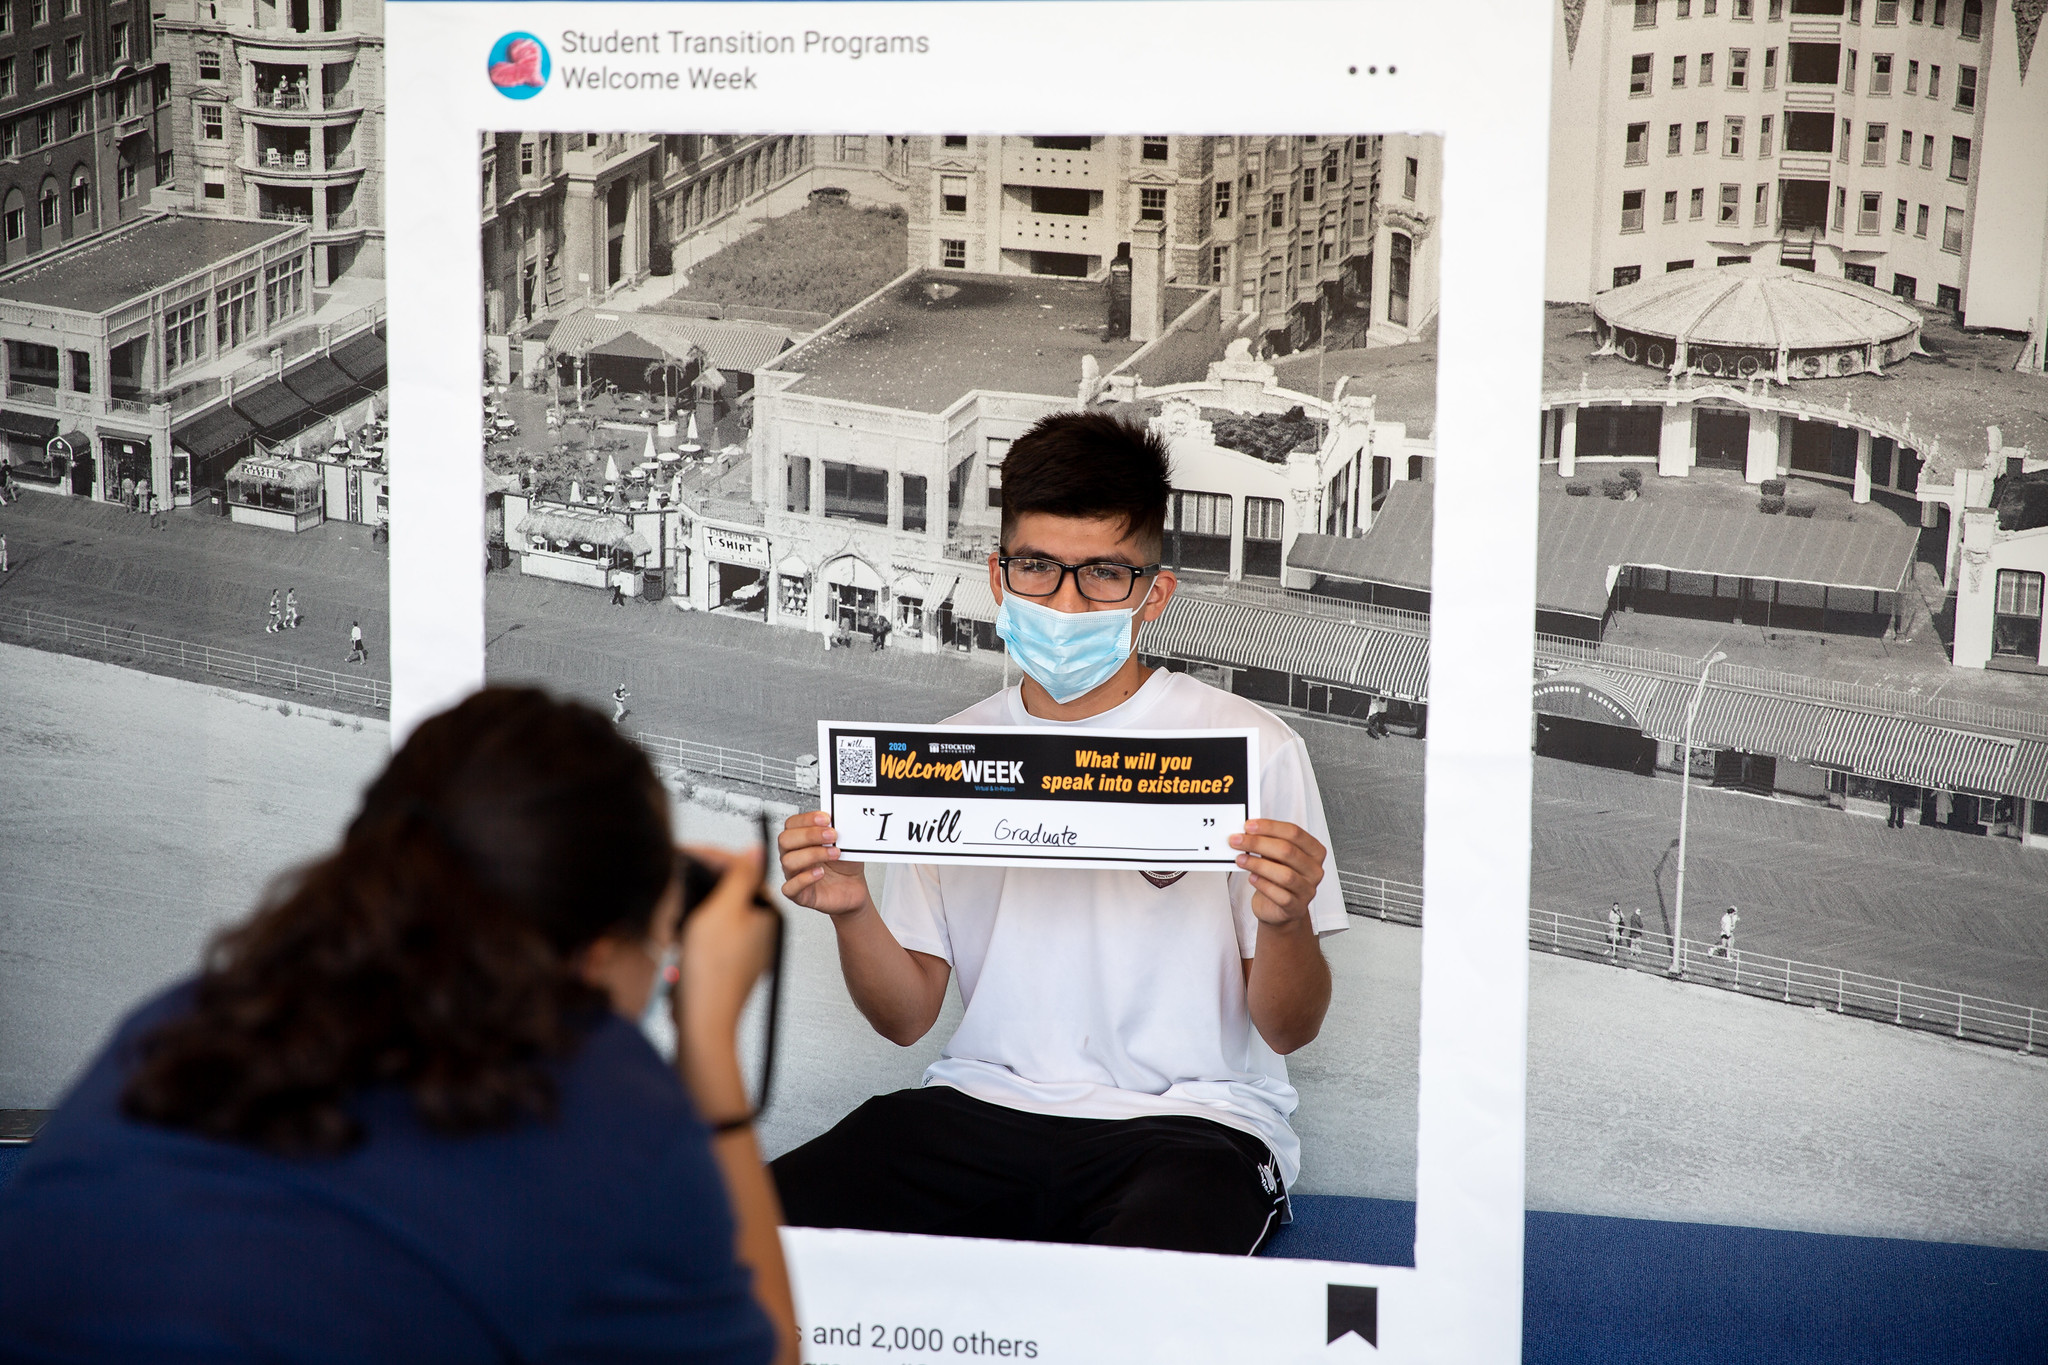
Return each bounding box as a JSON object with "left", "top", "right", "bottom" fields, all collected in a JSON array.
[{"left": 1228, "top": 819, "right": 1327, "bottom": 927}]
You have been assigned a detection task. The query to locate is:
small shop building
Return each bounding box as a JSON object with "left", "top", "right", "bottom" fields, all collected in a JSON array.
[{"left": 225, "top": 454, "right": 324, "bottom": 532}]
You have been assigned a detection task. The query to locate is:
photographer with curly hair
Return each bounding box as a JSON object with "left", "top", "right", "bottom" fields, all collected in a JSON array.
[{"left": 0, "top": 687, "right": 797, "bottom": 1365}]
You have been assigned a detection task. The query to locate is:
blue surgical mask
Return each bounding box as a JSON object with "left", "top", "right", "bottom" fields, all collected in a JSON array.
[{"left": 996, "top": 589, "right": 1149, "bottom": 704}]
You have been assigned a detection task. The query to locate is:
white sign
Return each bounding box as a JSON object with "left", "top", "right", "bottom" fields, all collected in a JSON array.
[
  {"left": 820, "top": 722, "right": 1259, "bottom": 872},
  {"left": 704, "top": 524, "right": 769, "bottom": 568}
]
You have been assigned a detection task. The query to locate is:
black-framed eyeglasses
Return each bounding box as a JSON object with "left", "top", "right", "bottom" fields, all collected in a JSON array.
[{"left": 998, "top": 555, "right": 1161, "bottom": 603}]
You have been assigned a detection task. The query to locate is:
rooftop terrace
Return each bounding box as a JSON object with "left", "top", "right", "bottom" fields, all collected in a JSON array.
[
  {"left": 771, "top": 271, "right": 1175, "bottom": 414},
  {"left": 1545, "top": 303, "right": 2048, "bottom": 480},
  {"left": 0, "top": 216, "right": 298, "bottom": 316}
]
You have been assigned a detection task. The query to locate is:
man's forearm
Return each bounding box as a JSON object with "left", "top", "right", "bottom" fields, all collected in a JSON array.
[
  {"left": 831, "top": 901, "right": 947, "bottom": 1045},
  {"left": 1246, "top": 918, "right": 1331, "bottom": 1054}
]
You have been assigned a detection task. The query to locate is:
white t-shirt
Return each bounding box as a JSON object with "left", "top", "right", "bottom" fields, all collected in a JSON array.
[{"left": 876, "top": 667, "right": 1348, "bottom": 1188}]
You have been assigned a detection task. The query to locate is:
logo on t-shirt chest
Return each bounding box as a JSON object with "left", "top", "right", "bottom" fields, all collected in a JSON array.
[{"left": 1139, "top": 870, "right": 1187, "bottom": 889}]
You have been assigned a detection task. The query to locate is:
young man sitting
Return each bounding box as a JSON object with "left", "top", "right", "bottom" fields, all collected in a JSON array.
[{"left": 772, "top": 411, "right": 1347, "bottom": 1256}]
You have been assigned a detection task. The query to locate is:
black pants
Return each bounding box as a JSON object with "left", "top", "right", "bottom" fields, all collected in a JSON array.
[{"left": 771, "top": 1086, "right": 1285, "bottom": 1255}]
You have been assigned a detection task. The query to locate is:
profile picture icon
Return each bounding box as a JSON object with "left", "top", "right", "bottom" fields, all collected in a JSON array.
[{"left": 488, "top": 32, "right": 549, "bottom": 98}]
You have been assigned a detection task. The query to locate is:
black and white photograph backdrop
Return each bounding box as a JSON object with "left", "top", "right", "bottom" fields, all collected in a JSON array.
[
  {"left": 0, "top": 0, "right": 389, "bottom": 1119},
  {"left": 1525, "top": 0, "right": 2048, "bottom": 1246}
]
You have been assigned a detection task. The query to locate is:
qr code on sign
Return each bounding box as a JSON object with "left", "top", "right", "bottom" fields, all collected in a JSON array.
[{"left": 836, "top": 735, "right": 877, "bottom": 787}]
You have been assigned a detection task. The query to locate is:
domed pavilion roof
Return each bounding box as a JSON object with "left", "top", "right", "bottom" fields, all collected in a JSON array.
[{"left": 1592, "top": 264, "right": 1920, "bottom": 363}]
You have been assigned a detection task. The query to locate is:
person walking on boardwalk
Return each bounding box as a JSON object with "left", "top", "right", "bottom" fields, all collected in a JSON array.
[
  {"left": 611, "top": 685, "right": 630, "bottom": 725},
  {"left": 283, "top": 589, "right": 301, "bottom": 631},
  {"left": 1, "top": 533, "right": 9, "bottom": 573},
  {"left": 265, "top": 590, "right": 283, "bottom": 634},
  {"left": 345, "top": 620, "right": 367, "bottom": 665},
  {"left": 1627, "top": 907, "right": 1644, "bottom": 957},
  {"left": 1606, "top": 903, "right": 1623, "bottom": 960},
  {"left": 1709, "top": 906, "right": 1740, "bottom": 958}
]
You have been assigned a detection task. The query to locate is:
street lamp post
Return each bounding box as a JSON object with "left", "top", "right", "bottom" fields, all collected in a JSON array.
[{"left": 1671, "top": 648, "right": 1727, "bottom": 975}]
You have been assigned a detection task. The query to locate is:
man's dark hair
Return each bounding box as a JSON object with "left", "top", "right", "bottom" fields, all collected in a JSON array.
[{"left": 999, "top": 411, "right": 1171, "bottom": 559}]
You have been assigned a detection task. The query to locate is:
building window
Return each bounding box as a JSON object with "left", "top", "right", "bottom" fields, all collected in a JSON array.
[
  {"left": 1840, "top": 116, "right": 1853, "bottom": 161},
  {"left": 1921, "top": 132, "right": 1934, "bottom": 168},
  {"left": 116, "top": 154, "right": 135, "bottom": 198},
  {"left": 1994, "top": 570, "right": 2044, "bottom": 658},
  {"left": 1915, "top": 202, "right": 1928, "bottom": 236},
  {"left": 1949, "top": 136, "right": 1970, "bottom": 181},
  {"left": 1667, "top": 259, "right": 1695, "bottom": 271},
  {"left": 1668, "top": 122, "right": 1684, "bottom": 155},
  {"left": 1691, "top": 186, "right": 1706, "bottom": 219},
  {"left": 940, "top": 238, "right": 965, "bottom": 268},
  {"left": 32, "top": 46, "right": 49, "bottom": 85},
  {"left": 1895, "top": 197, "right": 1908, "bottom": 230},
  {"left": 1243, "top": 497, "right": 1286, "bottom": 578},
  {"left": 1141, "top": 136, "right": 1168, "bottom": 161},
  {"left": 939, "top": 174, "right": 966, "bottom": 214},
  {"left": 1718, "top": 184, "right": 1740, "bottom": 222},
  {"left": 1833, "top": 185, "right": 1847, "bottom": 229},
  {"left": 1626, "top": 123, "right": 1649, "bottom": 165},
  {"left": 1763, "top": 47, "right": 1778, "bottom": 87},
  {"left": 163, "top": 298, "right": 205, "bottom": 371},
  {"left": 1214, "top": 180, "right": 1231, "bottom": 218},
  {"left": 63, "top": 99, "right": 78, "bottom": 135},
  {"left": 1932, "top": 0, "right": 1946, "bottom": 22},
  {"left": 518, "top": 140, "right": 534, "bottom": 175},
  {"left": 1760, "top": 114, "right": 1773, "bottom": 152},
  {"left": 1635, "top": 0, "right": 1658, "bottom": 24},
  {"left": 1864, "top": 122, "right": 1886, "bottom": 162},
  {"left": 1388, "top": 232, "right": 1412, "bottom": 325},
  {"left": 1844, "top": 48, "right": 1856, "bottom": 91},
  {"left": 1695, "top": 120, "right": 1709, "bottom": 152},
  {"left": 0, "top": 5, "right": 9, "bottom": 34},
  {"left": 60, "top": 0, "right": 74, "bottom": 14},
  {"left": 264, "top": 255, "right": 305, "bottom": 323},
  {"left": 1403, "top": 156, "right": 1418, "bottom": 199},
  {"left": 110, "top": 22, "right": 127, "bottom": 60},
  {"left": 1165, "top": 491, "right": 1232, "bottom": 572},
  {"left": 1614, "top": 265, "right": 1643, "bottom": 287},
  {"left": 215, "top": 273, "right": 257, "bottom": 351},
  {"left": 901, "top": 473, "right": 927, "bottom": 533},
  {"left": 1630, "top": 53, "right": 1653, "bottom": 94},
  {"left": 1210, "top": 243, "right": 1227, "bottom": 284},
  {"left": 941, "top": 134, "right": 967, "bottom": 148},
  {"left": 1700, "top": 51, "right": 1715, "bottom": 83},
  {"left": 37, "top": 183, "right": 54, "bottom": 228},
  {"left": 1269, "top": 191, "right": 1285, "bottom": 228},
  {"left": 114, "top": 82, "right": 132, "bottom": 117},
  {"left": 158, "top": 150, "right": 173, "bottom": 186},
  {"left": 1725, "top": 117, "right": 1744, "bottom": 155},
  {"left": 199, "top": 104, "right": 223, "bottom": 140},
  {"left": 1960, "top": 0, "right": 1980, "bottom": 37},
  {"left": 1301, "top": 166, "right": 1316, "bottom": 203},
  {"left": 197, "top": 49, "right": 221, "bottom": 81},
  {"left": 1871, "top": 52, "right": 1891, "bottom": 92},
  {"left": 1663, "top": 189, "right": 1680, "bottom": 221},
  {"left": 1898, "top": 127, "right": 1912, "bottom": 161},
  {"left": 1906, "top": 58, "right": 1918, "bottom": 92},
  {"left": 2, "top": 205, "right": 19, "bottom": 241},
  {"left": 62, "top": 34, "right": 78, "bottom": 77},
  {"left": 0, "top": 58, "right": 12, "bottom": 97},
  {"left": 1875, "top": 0, "right": 1898, "bottom": 18},
  {"left": 1755, "top": 183, "right": 1770, "bottom": 224},
  {"left": 28, "top": 0, "right": 43, "bottom": 24},
  {"left": 1927, "top": 64, "right": 1940, "bottom": 99},
  {"left": 1673, "top": 54, "right": 1688, "bottom": 85},
  {"left": 1730, "top": 49, "right": 1749, "bottom": 86},
  {"left": 823, "top": 461, "right": 889, "bottom": 525},
  {"left": 1857, "top": 190, "right": 1880, "bottom": 232},
  {"left": 202, "top": 168, "right": 224, "bottom": 201},
  {"left": 1139, "top": 186, "right": 1166, "bottom": 221},
  {"left": 33, "top": 108, "right": 49, "bottom": 145},
  {"left": 1941, "top": 205, "right": 1964, "bottom": 252},
  {"left": 1956, "top": 65, "right": 1975, "bottom": 109},
  {"left": 1622, "top": 189, "right": 1645, "bottom": 232},
  {"left": 68, "top": 170, "right": 84, "bottom": 217}
]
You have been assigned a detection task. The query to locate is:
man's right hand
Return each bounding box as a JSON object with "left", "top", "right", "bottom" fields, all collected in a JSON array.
[{"left": 778, "top": 811, "right": 872, "bottom": 916}]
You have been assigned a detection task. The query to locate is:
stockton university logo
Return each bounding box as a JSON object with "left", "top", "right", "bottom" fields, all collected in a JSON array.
[{"left": 488, "top": 33, "right": 549, "bottom": 98}]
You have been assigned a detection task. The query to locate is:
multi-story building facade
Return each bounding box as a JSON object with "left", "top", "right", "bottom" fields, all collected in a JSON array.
[
  {"left": 904, "top": 135, "right": 1440, "bottom": 358},
  {"left": 0, "top": 0, "right": 169, "bottom": 267},
  {"left": 152, "top": 0, "right": 382, "bottom": 286},
  {"left": 1549, "top": 0, "right": 2048, "bottom": 328}
]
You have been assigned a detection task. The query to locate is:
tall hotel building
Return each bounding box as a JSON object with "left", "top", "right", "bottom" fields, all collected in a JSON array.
[
  {"left": 1547, "top": 0, "right": 2048, "bottom": 340},
  {"left": 904, "top": 135, "right": 1440, "bottom": 356},
  {"left": 151, "top": 0, "right": 382, "bottom": 285}
]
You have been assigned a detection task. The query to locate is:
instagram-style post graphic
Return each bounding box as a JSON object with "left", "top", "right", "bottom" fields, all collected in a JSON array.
[{"left": 475, "top": 126, "right": 1442, "bottom": 1270}]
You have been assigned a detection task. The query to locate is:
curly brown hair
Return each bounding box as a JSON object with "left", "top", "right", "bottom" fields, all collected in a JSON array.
[{"left": 121, "top": 687, "right": 674, "bottom": 1155}]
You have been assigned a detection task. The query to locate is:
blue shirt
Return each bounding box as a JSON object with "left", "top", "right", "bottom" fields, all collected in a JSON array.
[{"left": 0, "top": 987, "right": 775, "bottom": 1364}]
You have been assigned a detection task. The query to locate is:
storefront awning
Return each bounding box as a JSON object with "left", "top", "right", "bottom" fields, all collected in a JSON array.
[
  {"left": 1142, "top": 593, "right": 1433, "bottom": 699},
  {"left": 926, "top": 573, "right": 962, "bottom": 610},
  {"left": 226, "top": 455, "right": 323, "bottom": 490},
  {"left": 1533, "top": 667, "right": 1656, "bottom": 730},
  {"left": 0, "top": 409, "right": 60, "bottom": 443},
  {"left": 891, "top": 572, "right": 930, "bottom": 600},
  {"left": 174, "top": 406, "right": 256, "bottom": 460},
  {"left": 1287, "top": 481, "right": 1435, "bottom": 593},
  {"left": 49, "top": 429, "right": 89, "bottom": 457},
  {"left": 1351, "top": 628, "right": 1430, "bottom": 701},
  {"left": 774, "top": 552, "right": 809, "bottom": 577},
  {"left": 331, "top": 329, "right": 386, "bottom": 385},
  {"left": 2006, "top": 742, "right": 2048, "bottom": 803},
  {"left": 283, "top": 357, "right": 355, "bottom": 409},
  {"left": 515, "top": 508, "right": 640, "bottom": 550},
  {"left": 953, "top": 572, "right": 999, "bottom": 622},
  {"left": 230, "top": 378, "right": 313, "bottom": 435}
]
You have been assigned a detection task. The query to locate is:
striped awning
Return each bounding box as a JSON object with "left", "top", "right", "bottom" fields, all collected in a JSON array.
[
  {"left": 2005, "top": 742, "right": 2048, "bottom": 804},
  {"left": 953, "top": 572, "right": 998, "bottom": 622},
  {"left": 174, "top": 406, "right": 256, "bottom": 460},
  {"left": 1350, "top": 627, "right": 1430, "bottom": 701},
  {"left": 515, "top": 509, "right": 638, "bottom": 550},
  {"left": 1643, "top": 682, "right": 2020, "bottom": 795}
]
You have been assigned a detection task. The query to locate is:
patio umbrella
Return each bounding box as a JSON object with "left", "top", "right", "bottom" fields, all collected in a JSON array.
[
  {"left": 334, "top": 414, "right": 348, "bottom": 444},
  {"left": 686, "top": 411, "right": 700, "bottom": 442},
  {"left": 570, "top": 480, "right": 581, "bottom": 503},
  {"left": 604, "top": 452, "right": 621, "bottom": 485},
  {"left": 669, "top": 472, "right": 682, "bottom": 505},
  {"left": 643, "top": 429, "right": 657, "bottom": 465}
]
